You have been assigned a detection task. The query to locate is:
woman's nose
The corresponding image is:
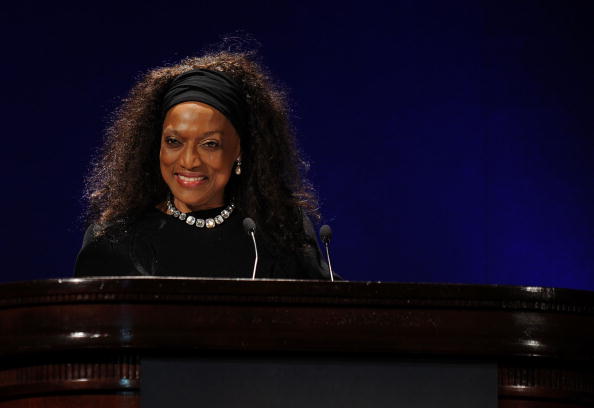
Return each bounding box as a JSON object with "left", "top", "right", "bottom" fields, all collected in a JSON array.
[{"left": 180, "top": 145, "right": 202, "bottom": 169}]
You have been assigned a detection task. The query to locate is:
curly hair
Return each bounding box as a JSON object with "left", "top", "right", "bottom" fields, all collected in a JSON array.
[{"left": 84, "top": 50, "right": 320, "bottom": 252}]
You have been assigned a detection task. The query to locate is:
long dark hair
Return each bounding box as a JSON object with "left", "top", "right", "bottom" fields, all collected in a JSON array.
[{"left": 83, "top": 50, "right": 320, "bottom": 251}]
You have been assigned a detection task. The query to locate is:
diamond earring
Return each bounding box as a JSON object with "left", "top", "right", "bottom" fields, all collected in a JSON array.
[{"left": 234, "top": 158, "right": 242, "bottom": 175}]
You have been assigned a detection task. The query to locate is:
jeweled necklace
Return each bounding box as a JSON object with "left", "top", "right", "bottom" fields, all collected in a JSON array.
[{"left": 166, "top": 196, "right": 235, "bottom": 229}]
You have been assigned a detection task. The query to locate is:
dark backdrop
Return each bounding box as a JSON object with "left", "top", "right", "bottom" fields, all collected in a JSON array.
[{"left": 1, "top": 1, "right": 592, "bottom": 289}]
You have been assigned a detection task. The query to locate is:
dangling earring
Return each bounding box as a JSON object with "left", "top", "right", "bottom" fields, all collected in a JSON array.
[{"left": 234, "top": 158, "right": 242, "bottom": 175}]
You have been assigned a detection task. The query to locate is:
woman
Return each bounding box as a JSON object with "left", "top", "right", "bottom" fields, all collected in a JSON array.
[{"left": 75, "top": 50, "right": 330, "bottom": 279}]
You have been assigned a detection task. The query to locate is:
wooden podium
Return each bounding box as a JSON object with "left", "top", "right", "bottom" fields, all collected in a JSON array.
[{"left": 0, "top": 278, "right": 593, "bottom": 407}]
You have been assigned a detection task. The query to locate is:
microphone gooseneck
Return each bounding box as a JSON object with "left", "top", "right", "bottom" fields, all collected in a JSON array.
[
  {"left": 242, "top": 218, "right": 258, "bottom": 280},
  {"left": 319, "top": 224, "right": 335, "bottom": 282}
]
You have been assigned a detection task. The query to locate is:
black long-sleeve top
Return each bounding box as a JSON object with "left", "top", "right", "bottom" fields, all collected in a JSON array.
[{"left": 74, "top": 206, "right": 330, "bottom": 280}]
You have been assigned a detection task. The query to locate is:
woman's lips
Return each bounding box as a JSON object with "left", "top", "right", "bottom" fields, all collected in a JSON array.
[{"left": 175, "top": 173, "right": 208, "bottom": 187}]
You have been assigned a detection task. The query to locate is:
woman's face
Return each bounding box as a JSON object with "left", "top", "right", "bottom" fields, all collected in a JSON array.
[{"left": 160, "top": 102, "right": 241, "bottom": 212}]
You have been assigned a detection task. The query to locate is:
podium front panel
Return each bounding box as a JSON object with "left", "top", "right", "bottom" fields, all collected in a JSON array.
[{"left": 142, "top": 357, "right": 496, "bottom": 408}]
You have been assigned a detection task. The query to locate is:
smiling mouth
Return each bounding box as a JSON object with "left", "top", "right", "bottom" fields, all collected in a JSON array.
[
  {"left": 178, "top": 175, "right": 206, "bottom": 181},
  {"left": 175, "top": 174, "right": 208, "bottom": 186}
]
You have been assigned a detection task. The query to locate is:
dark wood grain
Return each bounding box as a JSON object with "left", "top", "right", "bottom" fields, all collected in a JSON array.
[
  {"left": 0, "top": 394, "right": 139, "bottom": 408},
  {"left": 0, "top": 278, "right": 592, "bottom": 407}
]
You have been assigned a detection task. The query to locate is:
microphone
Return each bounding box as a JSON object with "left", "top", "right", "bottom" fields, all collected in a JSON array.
[
  {"left": 242, "top": 218, "right": 258, "bottom": 280},
  {"left": 319, "top": 225, "right": 335, "bottom": 282}
]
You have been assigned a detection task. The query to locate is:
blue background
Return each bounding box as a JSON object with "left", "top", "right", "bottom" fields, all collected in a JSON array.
[{"left": 1, "top": 1, "right": 592, "bottom": 289}]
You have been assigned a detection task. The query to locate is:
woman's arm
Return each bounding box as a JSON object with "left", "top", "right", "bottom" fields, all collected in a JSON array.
[{"left": 74, "top": 224, "right": 147, "bottom": 277}]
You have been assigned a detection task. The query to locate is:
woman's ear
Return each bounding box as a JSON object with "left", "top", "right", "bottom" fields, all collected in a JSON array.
[{"left": 234, "top": 156, "right": 242, "bottom": 176}]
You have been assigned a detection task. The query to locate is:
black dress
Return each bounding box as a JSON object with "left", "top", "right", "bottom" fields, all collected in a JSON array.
[{"left": 74, "top": 206, "right": 330, "bottom": 280}]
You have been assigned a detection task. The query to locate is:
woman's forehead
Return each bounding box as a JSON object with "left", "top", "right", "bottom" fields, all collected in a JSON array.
[{"left": 163, "top": 102, "right": 232, "bottom": 132}]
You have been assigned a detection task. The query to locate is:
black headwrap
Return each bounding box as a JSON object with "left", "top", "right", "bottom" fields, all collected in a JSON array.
[{"left": 161, "top": 68, "right": 248, "bottom": 137}]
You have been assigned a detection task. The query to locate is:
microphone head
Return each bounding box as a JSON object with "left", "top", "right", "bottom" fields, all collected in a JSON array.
[
  {"left": 319, "top": 224, "right": 332, "bottom": 243},
  {"left": 243, "top": 217, "right": 256, "bottom": 234}
]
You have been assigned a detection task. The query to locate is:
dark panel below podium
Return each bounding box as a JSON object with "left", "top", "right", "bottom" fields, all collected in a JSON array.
[{"left": 142, "top": 357, "right": 497, "bottom": 408}]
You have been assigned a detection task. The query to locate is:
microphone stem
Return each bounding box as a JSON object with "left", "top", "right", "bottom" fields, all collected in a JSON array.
[
  {"left": 250, "top": 231, "right": 258, "bottom": 280},
  {"left": 324, "top": 242, "right": 334, "bottom": 282}
]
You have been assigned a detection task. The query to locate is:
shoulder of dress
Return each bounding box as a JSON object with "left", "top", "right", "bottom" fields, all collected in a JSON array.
[
  {"left": 81, "top": 223, "right": 102, "bottom": 247},
  {"left": 80, "top": 217, "right": 130, "bottom": 247},
  {"left": 82, "top": 208, "right": 165, "bottom": 245}
]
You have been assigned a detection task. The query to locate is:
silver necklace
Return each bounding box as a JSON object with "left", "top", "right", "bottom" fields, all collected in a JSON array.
[{"left": 166, "top": 196, "right": 235, "bottom": 229}]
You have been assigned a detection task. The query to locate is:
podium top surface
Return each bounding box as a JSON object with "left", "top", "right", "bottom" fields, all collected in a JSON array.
[{"left": 0, "top": 277, "right": 593, "bottom": 312}]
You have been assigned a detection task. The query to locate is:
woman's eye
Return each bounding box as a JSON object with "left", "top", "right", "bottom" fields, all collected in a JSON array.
[
  {"left": 165, "top": 137, "right": 180, "bottom": 146},
  {"left": 202, "top": 140, "right": 220, "bottom": 149}
]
